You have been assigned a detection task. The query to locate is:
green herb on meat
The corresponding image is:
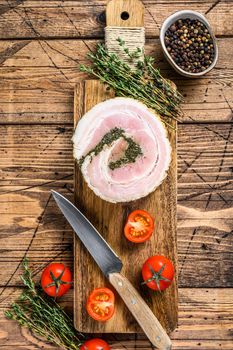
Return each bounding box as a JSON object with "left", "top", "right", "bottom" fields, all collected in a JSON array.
[
  {"left": 109, "top": 135, "right": 143, "bottom": 170},
  {"left": 5, "top": 259, "right": 84, "bottom": 350},
  {"left": 79, "top": 127, "right": 143, "bottom": 170},
  {"left": 80, "top": 39, "right": 183, "bottom": 128},
  {"left": 79, "top": 127, "right": 124, "bottom": 166}
]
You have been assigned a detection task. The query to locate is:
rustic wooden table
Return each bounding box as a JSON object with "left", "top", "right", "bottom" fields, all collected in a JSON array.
[{"left": 0, "top": 1, "right": 232, "bottom": 349}]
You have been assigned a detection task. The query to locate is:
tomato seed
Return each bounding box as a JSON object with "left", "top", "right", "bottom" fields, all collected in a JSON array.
[
  {"left": 95, "top": 293, "right": 109, "bottom": 301},
  {"left": 130, "top": 227, "right": 147, "bottom": 237},
  {"left": 134, "top": 215, "right": 150, "bottom": 227}
]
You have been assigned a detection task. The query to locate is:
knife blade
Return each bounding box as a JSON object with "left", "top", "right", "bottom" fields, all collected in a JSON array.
[
  {"left": 51, "top": 190, "right": 123, "bottom": 276},
  {"left": 52, "top": 190, "right": 172, "bottom": 350}
]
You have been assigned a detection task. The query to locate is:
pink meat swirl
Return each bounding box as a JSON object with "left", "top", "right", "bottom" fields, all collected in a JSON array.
[{"left": 73, "top": 98, "right": 171, "bottom": 203}]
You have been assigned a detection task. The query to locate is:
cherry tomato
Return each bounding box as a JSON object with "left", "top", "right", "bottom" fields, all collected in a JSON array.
[
  {"left": 80, "top": 339, "right": 110, "bottom": 350},
  {"left": 86, "top": 288, "right": 115, "bottom": 322},
  {"left": 124, "top": 209, "right": 154, "bottom": 243},
  {"left": 41, "top": 263, "right": 72, "bottom": 298},
  {"left": 142, "top": 255, "right": 174, "bottom": 291}
]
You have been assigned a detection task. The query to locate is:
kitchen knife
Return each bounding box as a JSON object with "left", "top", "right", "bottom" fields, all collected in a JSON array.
[{"left": 52, "top": 190, "right": 172, "bottom": 350}]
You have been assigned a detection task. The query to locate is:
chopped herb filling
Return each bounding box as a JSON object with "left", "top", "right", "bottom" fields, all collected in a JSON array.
[{"left": 79, "top": 127, "right": 143, "bottom": 170}]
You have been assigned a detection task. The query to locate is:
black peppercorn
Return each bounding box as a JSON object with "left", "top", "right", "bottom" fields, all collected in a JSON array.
[
  {"left": 164, "top": 17, "right": 215, "bottom": 73},
  {"left": 170, "top": 24, "right": 176, "bottom": 32}
]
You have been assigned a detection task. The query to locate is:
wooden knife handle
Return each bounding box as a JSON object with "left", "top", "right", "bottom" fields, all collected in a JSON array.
[{"left": 109, "top": 272, "right": 172, "bottom": 350}]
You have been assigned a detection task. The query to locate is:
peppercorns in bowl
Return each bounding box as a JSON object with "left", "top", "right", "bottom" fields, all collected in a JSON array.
[{"left": 160, "top": 10, "right": 218, "bottom": 77}]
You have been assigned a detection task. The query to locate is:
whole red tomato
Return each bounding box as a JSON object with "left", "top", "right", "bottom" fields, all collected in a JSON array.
[
  {"left": 142, "top": 255, "right": 174, "bottom": 291},
  {"left": 41, "top": 263, "right": 72, "bottom": 298},
  {"left": 80, "top": 339, "right": 110, "bottom": 350}
]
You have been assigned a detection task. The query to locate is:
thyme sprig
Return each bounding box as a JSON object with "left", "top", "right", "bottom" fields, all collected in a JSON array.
[
  {"left": 5, "top": 259, "right": 84, "bottom": 350},
  {"left": 80, "top": 39, "right": 182, "bottom": 126}
]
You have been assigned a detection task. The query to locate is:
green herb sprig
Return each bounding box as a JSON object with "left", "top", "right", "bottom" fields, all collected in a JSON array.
[
  {"left": 5, "top": 259, "right": 84, "bottom": 350},
  {"left": 80, "top": 39, "right": 182, "bottom": 127}
]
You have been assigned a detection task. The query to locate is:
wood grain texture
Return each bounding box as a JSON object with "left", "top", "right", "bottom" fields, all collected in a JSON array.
[
  {"left": 73, "top": 80, "right": 178, "bottom": 333},
  {"left": 0, "top": 288, "right": 232, "bottom": 349},
  {"left": 0, "top": 123, "right": 232, "bottom": 289},
  {"left": 0, "top": 122, "right": 232, "bottom": 347},
  {"left": 0, "top": 38, "right": 232, "bottom": 124},
  {"left": 106, "top": 0, "right": 144, "bottom": 27},
  {"left": 0, "top": 0, "right": 232, "bottom": 347},
  {"left": 0, "top": 1, "right": 232, "bottom": 39}
]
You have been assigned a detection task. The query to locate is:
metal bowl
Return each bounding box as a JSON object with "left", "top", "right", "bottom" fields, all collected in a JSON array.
[{"left": 160, "top": 10, "right": 218, "bottom": 78}]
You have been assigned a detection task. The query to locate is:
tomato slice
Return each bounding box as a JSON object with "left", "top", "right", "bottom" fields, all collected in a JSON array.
[
  {"left": 124, "top": 209, "right": 154, "bottom": 243},
  {"left": 86, "top": 288, "right": 115, "bottom": 322}
]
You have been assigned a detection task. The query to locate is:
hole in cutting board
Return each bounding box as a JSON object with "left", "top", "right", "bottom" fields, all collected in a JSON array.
[{"left": 121, "top": 11, "right": 130, "bottom": 20}]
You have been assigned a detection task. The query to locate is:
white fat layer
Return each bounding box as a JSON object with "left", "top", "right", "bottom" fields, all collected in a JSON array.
[{"left": 73, "top": 97, "right": 171, "bottom": 203}]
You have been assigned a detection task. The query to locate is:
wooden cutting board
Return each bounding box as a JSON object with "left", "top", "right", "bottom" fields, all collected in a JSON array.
[
  {"left": 73, "top": 80, "right": 178, "bottom": 334},
  {"left": 73, "top": 0, "right": 178, "bottom": 334}
]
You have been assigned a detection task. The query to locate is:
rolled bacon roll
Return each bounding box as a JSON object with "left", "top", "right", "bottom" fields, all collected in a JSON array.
[{"left": 73, "top": 97, "right": 171, "bottom": 203}]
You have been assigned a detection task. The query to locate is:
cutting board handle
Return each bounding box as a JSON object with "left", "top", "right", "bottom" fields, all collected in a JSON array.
[
  {"left": 109, "top": 272, "right": 172, "bottom": 350},
  {"left": 106, "top": 0, "right": 144, "bottom": 27}
]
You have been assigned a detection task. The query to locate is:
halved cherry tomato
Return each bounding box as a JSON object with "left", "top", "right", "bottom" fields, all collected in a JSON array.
[
  {"left": 86, "top": 288, "right": 115, "bottom": 322},
  {"left": 142, "top": 255, "right": 174, "bottom": 291},
  {"left": 124, "top": 209, "right": 154, "bottom": 243},
  {"left": 80, "top": 338, "right": 110, "bottom": 350},
  {"left": 41, "top": 263, "right": 72, "bottom": 298}
]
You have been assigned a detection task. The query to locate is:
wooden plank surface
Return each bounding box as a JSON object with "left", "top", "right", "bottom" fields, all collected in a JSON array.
[
  {"left": 0, "top": 1, "right": 232, "bottom": 38},
  {"left": 0, "top": 38, "right": 232, "bottom": 124},
  {"left": 0, "top": 0, "right": 232, "bottom": 348},
  {"left": 0, "top": 288, "right": 232, "bottom": 349},
  {"left": 0, "top": 123, "right": 232, "bottom": 289},
  {"left": 73, "top": 80, "right": 178, "bottom": 333}
]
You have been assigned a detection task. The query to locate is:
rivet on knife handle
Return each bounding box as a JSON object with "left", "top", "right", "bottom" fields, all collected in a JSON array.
[{"left": 109, "top": 272, "right": 172, "bottom": 350}]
